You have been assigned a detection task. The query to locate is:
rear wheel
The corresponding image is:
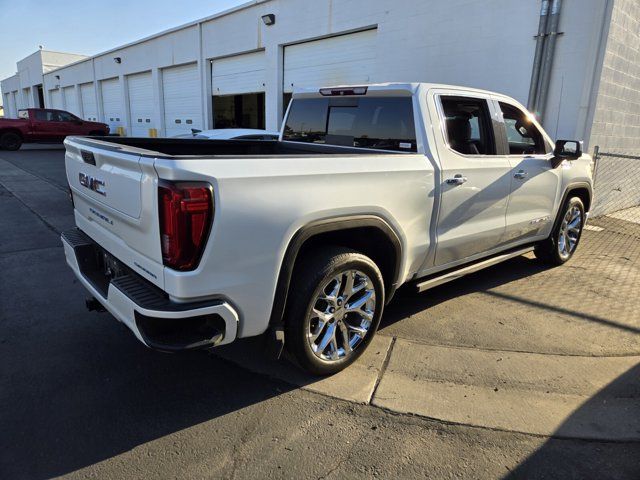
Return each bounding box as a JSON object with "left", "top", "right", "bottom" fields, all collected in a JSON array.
[
  {"left": 534, "top": 197, "right": 585, "bottom": 265},
  {"left": 0, "top": 132, "right": 22, "bottom": 151},
  {"left": 284, "top": 247, "right": 385, "bottom": 375}
]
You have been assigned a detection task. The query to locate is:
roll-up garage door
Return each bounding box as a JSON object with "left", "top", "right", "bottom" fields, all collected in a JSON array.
[
  {"left": 63, "top": 86, "right": 80, "bottom": 116},
  {"left": 22, "top": 88, "right": 31, "bottom": 109},
  {"left": 212, "top": 51, "right": 266, "bottom": 95},
  {"left": 15, "top": 90, "right": 26, "bottom": 110},
  {"left": 211, "top": 51, "right": 266, "bottom": 129},
  {"left": 3, "top": 94, "right": 9, "bottom": 117},
  {"left": 162, "top": 63, "right": 202, "bottom": 137},
  {"left": 80, "top": 83, "right": 98, "bottom": 121},
  {"left": 101, "top": 78, "right": 123, "bottom": 132},
  {"left": 49, "top": 89, "right": 63, "bottom": 109},
  {"left": 283, "top": 29, "right": 377, "bottom": 93},
  {"left": 6, "top": 93, "right": 17, "bottom": 117},
  {"left": 127, "top": 71, "right": 154, "bottom": 137}
]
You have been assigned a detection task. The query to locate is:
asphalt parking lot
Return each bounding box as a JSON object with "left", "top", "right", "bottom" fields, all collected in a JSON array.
[{"left": 1, "top": 146, "right": 639, "bottom": 479}]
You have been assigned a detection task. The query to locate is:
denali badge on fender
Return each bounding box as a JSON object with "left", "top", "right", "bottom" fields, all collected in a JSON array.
[{"left": 79, "top": 172, "right": 106, "bottom": 196}]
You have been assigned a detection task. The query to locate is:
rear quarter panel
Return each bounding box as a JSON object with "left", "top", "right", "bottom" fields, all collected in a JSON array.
[{"left": 154, "top": 153, "right": 435, "bottom": 337}]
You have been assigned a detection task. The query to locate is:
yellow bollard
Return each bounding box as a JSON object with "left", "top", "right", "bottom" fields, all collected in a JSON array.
[
  {"left": 149, "top": 128, "right": 158, "bottom": 138},
  {"left": 116, "top": 126, "right": 126, "bottom": 136}
]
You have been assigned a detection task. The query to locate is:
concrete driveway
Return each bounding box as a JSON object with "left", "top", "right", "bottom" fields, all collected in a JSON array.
[{"left": 1, "top": 146, "right": 639, "bottom": 479}]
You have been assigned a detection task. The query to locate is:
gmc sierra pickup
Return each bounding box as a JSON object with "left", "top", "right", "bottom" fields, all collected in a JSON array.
[
  {"left": 0, "top": 108, "right": 109, "bottom": 150},
  {"left": 61, "top": 83, "right": 593, "bottom": 375}
]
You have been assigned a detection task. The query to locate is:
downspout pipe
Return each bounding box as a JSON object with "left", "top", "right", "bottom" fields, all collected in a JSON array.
[
  {"left": 527, "top": 0, "right": 551, "bottom": 113},
  {"left": 535, "top": 0, "right": 563, "bottom": 121}
]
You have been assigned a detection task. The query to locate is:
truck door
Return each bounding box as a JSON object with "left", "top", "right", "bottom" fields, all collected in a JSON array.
[
  {"left": 431, "top": 93, "right": 511, "bottom": 266},
  {"left": 31, "top": 110, "right": 59, "bottom": 142},
  {"left": 55, "top": 110, "right": 87, "bottom": 138},
  {"left": 496, "top": 100, "right": 560, "bottom": 243}
]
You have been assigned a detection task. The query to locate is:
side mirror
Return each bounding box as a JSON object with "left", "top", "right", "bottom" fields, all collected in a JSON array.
[
  {"left": 74, "top": 120, "right": 84, "bottom": 125},
  {"left": 552, "top": 140, "right": 582, "bottom": 167}
]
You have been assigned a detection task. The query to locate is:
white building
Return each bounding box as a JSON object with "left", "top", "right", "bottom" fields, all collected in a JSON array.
[
  {"left": 1, "top": 49, "right": 88, "bottom": 118},
  {"left": 1, "top": 0, "right": 638, "bottom": 155}
]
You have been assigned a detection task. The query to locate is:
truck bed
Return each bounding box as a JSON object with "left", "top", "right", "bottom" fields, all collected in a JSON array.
[{"left": 72, "top": 136, "right": 399, "bottom": 158}]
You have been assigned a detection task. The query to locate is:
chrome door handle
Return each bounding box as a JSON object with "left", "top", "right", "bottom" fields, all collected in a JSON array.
[
  {"left": 446, "top": 174, "right": 467, "bottom": 186},
  {"left": 514, "top": 170, "right": 528, "bottom": 180}
]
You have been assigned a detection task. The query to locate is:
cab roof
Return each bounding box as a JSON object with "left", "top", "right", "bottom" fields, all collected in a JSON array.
[{"left": 292, "top": 82, "right": 506, "bottom": 99}]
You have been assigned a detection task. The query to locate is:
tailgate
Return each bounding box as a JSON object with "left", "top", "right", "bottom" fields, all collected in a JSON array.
[{"left": 65, "top": 137, "right": 164, "bottom": 288}]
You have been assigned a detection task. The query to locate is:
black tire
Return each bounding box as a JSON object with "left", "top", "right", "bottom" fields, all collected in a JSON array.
[
  {"left": 0, "top": 132, "right": 23, "bottom": 151},
  {"left": 284, "top": 246, "right": 385, "bottom": 376},
  {"left": 534, "top": 196, "right": 585, "bottom": 265}
]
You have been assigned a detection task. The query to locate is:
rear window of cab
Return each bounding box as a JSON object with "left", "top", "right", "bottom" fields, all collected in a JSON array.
[{"left": 283, "top": 97, "right": 417, "bottom": 152}]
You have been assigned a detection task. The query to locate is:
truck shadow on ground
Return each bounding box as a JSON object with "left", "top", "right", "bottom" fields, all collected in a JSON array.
[
  {"left": 381, "top": 255, "right": 551, "bottom": 329},
  {"left": 381, "top": 252, "right": 640, "bottom": 336},
  {"left": 503, "top": 362, "right": 640, "bottom": 480}
]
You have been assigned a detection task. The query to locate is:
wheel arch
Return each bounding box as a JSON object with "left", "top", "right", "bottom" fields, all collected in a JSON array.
[
  {"left": 269, "top": 215, "right": 403, "bottom": 329},
  {"left": 0, "top": 128, "right": 24, "bottom": 140},
  {"left": 551, "top": 182, "right": 593, "bottom": 233},
  {"left": 564, "top": 182, "right": 593, "bottom": 213}
]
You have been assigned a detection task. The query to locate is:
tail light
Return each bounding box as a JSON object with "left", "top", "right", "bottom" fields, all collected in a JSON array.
[{"left": 158, "top": 181, "right": 213, "bottom": 271}]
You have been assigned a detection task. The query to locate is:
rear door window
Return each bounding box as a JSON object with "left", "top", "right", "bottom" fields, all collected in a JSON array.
[
  {"left": 283, "top": 97, "right": 417, "bottom": 152},
  {"left": 440, "top": 96, "right": 495, "bottom": 155},
  {"left": 34, "top": 110, "right": 57, "bottom": 121}
]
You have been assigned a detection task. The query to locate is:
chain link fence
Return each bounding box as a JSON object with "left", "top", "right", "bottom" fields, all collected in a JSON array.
[
  {"left": 580, "top": 149, "right": 640, "bottom": 327},
  {"left": 591, "top": 148, "right": 640, "bottom": 219},
  {"left": 588, "top": 148, "right": 640, "bottom": 240},
  {"left": 586, "top": 147, "right": 640, "bottom": 258}
]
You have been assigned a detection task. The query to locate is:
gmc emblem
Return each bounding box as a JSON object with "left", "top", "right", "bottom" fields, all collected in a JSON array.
[{"left": 79, "top": 172, "right": 106, "bottom": 196}]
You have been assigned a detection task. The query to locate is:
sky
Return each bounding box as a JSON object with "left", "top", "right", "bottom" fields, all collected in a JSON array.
[{"left": 0, "top": 0, "right": 247, "bottom": 83}]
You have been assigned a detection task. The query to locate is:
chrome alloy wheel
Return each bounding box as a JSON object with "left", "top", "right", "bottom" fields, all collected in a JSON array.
[
  {"left": 558, "top": 205, "right": 583, "bottom": 260},
  {"left": 307, "top": 269, "right": 376, "bottom": 362}
]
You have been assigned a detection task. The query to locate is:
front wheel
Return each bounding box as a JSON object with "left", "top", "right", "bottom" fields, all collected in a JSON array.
[
  {"left": 284, "top": 247, "right": 385, "bottom": 375},
  {"left": 534, "top": 197, "right": 585, "bottom": 265},
  {"left": 0, "top": 132, "right": 22, "bottom": 151}
]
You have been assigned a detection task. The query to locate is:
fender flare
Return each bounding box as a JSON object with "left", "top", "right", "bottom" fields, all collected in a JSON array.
[
  {"left": 268, "top": 214, "right": 403, "bottom": 329},
  {"left": 551, "top": 182, "right": 593, "bottom": 232}
]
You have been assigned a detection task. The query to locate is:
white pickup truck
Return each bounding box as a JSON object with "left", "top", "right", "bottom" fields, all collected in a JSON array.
[{"left": 62, "top": 83, "right": 593, "bottom": 375}]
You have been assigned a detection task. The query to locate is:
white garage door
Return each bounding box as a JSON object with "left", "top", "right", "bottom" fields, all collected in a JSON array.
[
  {"left": 162, "top": 63, "right": 202, "bottom": 137},
  {"left": 212, "top": 51, "right": 266, "bottom": 95},
  {"left": 5, "top": 93, "right": 17, "bottom": 117},
  {"left": 22, "top": 88, "right": 31, "bottom": 109},
  {"left": 80, "top": 83, "right": 98, "bottom": 121},
  {"left": 283, "top": 29, "right": 377, "bottom": 93},
  {"left": 63, "top": 86, "right": 80, "bottom": 116},
  {"left": 15, "top": 90, "right": 26, "bottom": 110},
  {"left": 127, "top": 71, "right": 154, "bottom": 137},
  {"left": 49, "top": 89, "right": 63, "bottom": 109},
  {"left": 101, "top": 78, "right": 123, "bottom": 132}
]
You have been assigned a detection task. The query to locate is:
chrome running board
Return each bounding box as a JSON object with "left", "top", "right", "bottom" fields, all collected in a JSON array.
[{"left": 415, "top": 247, "right": 535, "bottom": 293}]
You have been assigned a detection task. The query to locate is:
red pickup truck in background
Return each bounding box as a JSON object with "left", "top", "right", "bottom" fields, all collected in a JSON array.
[{"left": 0, "top": 108, "right": 109, "bottom": 150}]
